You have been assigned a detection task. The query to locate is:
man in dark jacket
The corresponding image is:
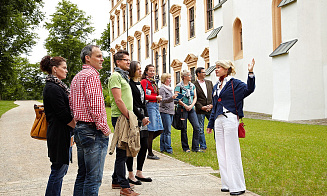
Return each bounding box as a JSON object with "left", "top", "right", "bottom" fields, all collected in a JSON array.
[{"left": 194, "top": 67, "right": 213, "bottom": 150}]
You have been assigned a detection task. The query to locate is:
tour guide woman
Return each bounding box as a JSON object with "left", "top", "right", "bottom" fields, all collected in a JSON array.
[
  {"left": 40, "top": 56, "right": 76, "bottom": 196},
  {"left": 206, "top": 59, "right": 255, "bottom": 196}
]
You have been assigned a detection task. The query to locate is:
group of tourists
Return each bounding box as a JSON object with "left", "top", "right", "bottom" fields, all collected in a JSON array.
[{"left": 40, "top": 45, "right": 255, "bottom": 196}]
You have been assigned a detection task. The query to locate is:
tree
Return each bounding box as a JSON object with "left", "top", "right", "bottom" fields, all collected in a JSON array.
[
  {"left": 0, "top": 0, "right": 44, "bottom": 100},
  {"left": 96, "top": 22, "right": 111, "bottom": 86},
  {"left": 1, "top": 57, "right": 45, "bottom": 100},
  {"left": 44, "top": 0, "right": 94, "bottom": 83}
]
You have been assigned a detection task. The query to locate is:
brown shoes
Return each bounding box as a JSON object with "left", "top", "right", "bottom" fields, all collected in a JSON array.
[
  {"left": 112, "top": 183, "right": 135, "bottom": 189},
  {"left": 120, "top": 188, "right": 140, "bottom": 196}
]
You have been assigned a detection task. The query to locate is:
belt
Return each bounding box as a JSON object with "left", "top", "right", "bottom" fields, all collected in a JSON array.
[
  {"left": 77, "top": 121, "right": 96, "bottom": 127},
  {"left": 222, "top": 111, "right": 231, "bottom": 118}
]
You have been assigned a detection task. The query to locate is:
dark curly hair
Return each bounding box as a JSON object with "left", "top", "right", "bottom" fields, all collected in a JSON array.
[{"left": 40, "top": 56, "right": 66, "bottom": 75}]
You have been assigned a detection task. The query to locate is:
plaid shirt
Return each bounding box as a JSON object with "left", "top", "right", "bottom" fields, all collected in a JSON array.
[{"left": 70, "top": 64, "right": 109, "bottom": 135}]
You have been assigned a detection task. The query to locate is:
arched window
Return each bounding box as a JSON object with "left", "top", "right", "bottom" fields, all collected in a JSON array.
[
  {"left": 233, "top": 18, "right": 243, "bottom": 60},
  {"left": 272, "top": 0, "right": 282, "bottom": 50},
  {"left": 162, "top": 48, "right": 166, "bottom": 73}
]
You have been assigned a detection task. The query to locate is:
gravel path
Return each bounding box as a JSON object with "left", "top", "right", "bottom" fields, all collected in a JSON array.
[{"left": 0, "top": 101, "right": 260, "bottom": 196}]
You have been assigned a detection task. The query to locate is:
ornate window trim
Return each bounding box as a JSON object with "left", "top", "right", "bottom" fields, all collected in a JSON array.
[
  {"left": 170, "top": 59, "right": 183, "bottom": 86},
  {"left": 200, "top": 47, "right": 210, "bottom": 69},
  {"left": 121, "top": 40, "right": 127, "bottom": 50}
]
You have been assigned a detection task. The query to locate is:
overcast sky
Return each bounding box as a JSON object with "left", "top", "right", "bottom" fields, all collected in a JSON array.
[{"left": 25, "top": 0, "right": 110, "bottom": 64}]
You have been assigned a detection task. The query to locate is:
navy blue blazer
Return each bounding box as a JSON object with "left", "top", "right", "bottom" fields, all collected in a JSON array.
[{"left": 207, "top": 75, "right": 255, "bottom": 129}]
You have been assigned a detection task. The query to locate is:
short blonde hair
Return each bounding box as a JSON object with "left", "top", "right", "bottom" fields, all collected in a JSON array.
[
  {"left": 161, "top": 73, "right": 171, "bottom": 83},
  {"left": 215, "top": 60, "right": 236, "bottom": 76},
  {"left": 181, "top": 70, "right": 190, "bottom": 80}
]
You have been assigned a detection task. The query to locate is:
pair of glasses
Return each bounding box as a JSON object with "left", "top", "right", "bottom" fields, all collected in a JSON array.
[{"left": 119, "top": 59, "right": 130, "bottom": 62}]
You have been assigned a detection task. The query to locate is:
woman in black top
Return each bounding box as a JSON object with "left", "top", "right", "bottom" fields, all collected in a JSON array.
[
  {"left": 40, "top": 56, "right": 76, "bottom": 196},
  {"left": 126, "top": 61, "right": 152, "bottom": 185}
]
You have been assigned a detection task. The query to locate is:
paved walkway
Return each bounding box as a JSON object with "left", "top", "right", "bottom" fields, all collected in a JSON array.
[{"left": 0, "top": 101, "right": 260, "bottom": 196}]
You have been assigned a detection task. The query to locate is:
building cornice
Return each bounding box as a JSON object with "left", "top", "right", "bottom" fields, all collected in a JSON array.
[
  {"left": 128, "top": 36, "right": 134, "bottom": 43},
  {"left": 134, "top": 31, "right": 142, "bottom": 40},
  {"left": 142, "top": 25, "right": 151, "bottom": 34},
  {"left": 183, "top": 0, "right": 196, "bottom": 8},
  {"left": 170, "top": 4, "right": 182, "bottom": 17},
  {"left": 170, "top": 59, "right": 183, "bottom": 70},
  {"left": 184, "top": 53, "right": 198, "bottom": 65}
]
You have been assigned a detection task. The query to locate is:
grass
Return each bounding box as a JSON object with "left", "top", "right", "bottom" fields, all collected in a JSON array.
[
  {"left": 0, "top": 101, "right": 18, "bottom": 118},
  {"left": 105, "top": 107, "right": 327, "bottom": 196}
]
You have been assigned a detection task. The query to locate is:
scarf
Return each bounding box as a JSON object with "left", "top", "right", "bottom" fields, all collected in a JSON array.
[
  {"left": 114, "top": 67, "right": 130, "bottom": 83},
  {"left": 146, "top": 76, "right": 158, "bottom": 94},
  {"left": 162, "top": 84, "right": 172, "bottom": 92},
  {"left": 46, "top": 74, "right": 70, "bottom": 96},
  {"left": 178, "top": 81, "right": 194, "bottom": 104}
]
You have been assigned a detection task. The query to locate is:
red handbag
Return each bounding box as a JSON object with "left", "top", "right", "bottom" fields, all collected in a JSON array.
[{"left": 231, "top": 80, "right": 246, "bottom": 138}]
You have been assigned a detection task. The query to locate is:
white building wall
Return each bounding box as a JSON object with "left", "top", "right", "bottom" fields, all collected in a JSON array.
[{"left": 110, "top": 0, "right": 327, "bottom": 121}]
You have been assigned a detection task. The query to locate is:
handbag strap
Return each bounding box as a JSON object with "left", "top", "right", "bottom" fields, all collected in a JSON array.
[{"left": 231, "top": 80, "right": 240, "bottom": 121}]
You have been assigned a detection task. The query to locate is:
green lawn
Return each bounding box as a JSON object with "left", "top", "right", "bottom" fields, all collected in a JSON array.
[
  {"left": 106, "top": 107, "right": 327, "bottom": 196},
  {"left": 0, "top": 101, "right": 18, "bottom": 118}
]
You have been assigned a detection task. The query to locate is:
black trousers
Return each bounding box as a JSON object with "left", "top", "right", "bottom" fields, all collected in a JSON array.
[
  {"left": 111, "top": 117, "right": 130, "bottom": 188},
  {"left": 126, "top": 133, "right": 148, "bottom": 171}
]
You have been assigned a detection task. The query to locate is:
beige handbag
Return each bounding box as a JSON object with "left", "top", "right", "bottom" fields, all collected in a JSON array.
[{"left": 30, "top": 104, "right": 48, "bottom": 140}]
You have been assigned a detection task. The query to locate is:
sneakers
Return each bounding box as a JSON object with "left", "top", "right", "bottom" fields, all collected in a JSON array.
[{"left": 120, "top": 188, "right": 140, "bottom": 196}]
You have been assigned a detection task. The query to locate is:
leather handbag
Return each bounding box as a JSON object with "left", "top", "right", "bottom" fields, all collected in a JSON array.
[
  {"left": 172, "top": 106, "right": 186, "bottom": 130},
  {"left": 231, "top": 80, "right": 246, "bottom": 138},
  {"left": 30, "top": 104, "right": 48, "bottom": 140}
]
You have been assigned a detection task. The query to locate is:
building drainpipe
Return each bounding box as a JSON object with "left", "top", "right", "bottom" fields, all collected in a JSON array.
[
  {"left": 150, "top": 2, "right": 153, "bottom": 65},
  {"left": 168, "top": 0, "right": 171, "bottom": 73},
  {"left": 126, "top": 0, "right": 129, "bottom": 51}
]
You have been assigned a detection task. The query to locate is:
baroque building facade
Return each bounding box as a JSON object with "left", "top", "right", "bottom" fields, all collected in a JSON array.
[{"left": 109, "top": 0, "right": 327, "bottom": 121}]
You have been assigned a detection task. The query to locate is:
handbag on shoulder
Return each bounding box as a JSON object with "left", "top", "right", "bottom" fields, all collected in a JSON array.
[
  {"left": 231, "top": 80, "right": 246, "bottom": 138},
  {"left": 30, "top": 104, "right": 48, "bottom": 140},
  {"left": 172, "top": 106, "right": 186, "bottom": 130}
]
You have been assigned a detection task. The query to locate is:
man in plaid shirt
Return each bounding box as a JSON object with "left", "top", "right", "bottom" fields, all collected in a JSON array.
[{"left": 70, "top": 45, "right": 111, "bottom": 196}]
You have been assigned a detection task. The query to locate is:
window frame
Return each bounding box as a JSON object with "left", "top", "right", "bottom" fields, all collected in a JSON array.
[
  {"left": 129, "top": 3, "right": 133, "bottom": 27},
  {"left": 189, "top": 6, "right": 195, "bottom": 38},
  {"left": 162, "top": 0, "right": 166, "bottom": 27},
  {"left": 205, "top": 0, "right": 214, "bottom": 31},
  {"left": 162, "top": 48, "right": 166, "bottom": 73},
  {"left": 175, "top": 16, "right": 180, "bottom": 45},
  {"left": 154, "top": 3, "right": 159, "bottom": 31}
]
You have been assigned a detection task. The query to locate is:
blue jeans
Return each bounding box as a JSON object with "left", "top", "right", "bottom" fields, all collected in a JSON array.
[
  {"left": 45, "top": 162, "right": 69, "bottom": 196},
  {"left": 111, "top": 117, "right": 130, "bottom": 188},
  {"left": 181, "top": 108, "right": 200, "bottom": 151},
  {"left": 196, "top": 113, "right": 211, "bottom": 150},
  {"left": 73, "top": 123, "right": 109, "bottom": 196},
  {"left": 160, "top": 113, "right": 173, "bottom": 153}
]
